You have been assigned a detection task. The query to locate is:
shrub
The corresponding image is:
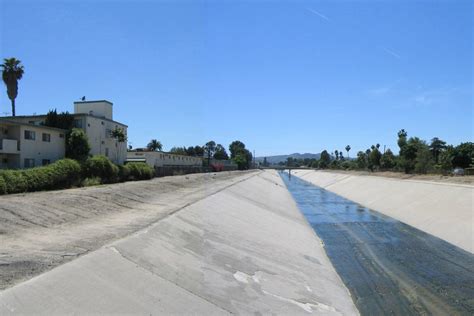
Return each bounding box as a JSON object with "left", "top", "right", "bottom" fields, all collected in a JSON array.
[
  {"left": 83, "top": 155, "right": 119, "bottom": 183},
  {"left": 46, "top": 159, "right": 82, "bottom": 188},
  {"left": 0, "top": 175, "right": 7, "bottom": 195},
  {"left": 118, "top": 164, "right": 131, "bottom": 182},
  {"left": 0, "top": 159, "right": 81, "bottom": 194},
  {"left": 82, "top": 177, "right": 102, "bottom": 187},
  {"left": 127, "top": 163, "right": 154, "bottom": 180},
  {"left": 0, "top": 170, "right": 28, "bottom": 193}
]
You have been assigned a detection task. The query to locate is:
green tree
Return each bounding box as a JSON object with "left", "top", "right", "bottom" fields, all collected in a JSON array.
[
  {"left": 170, "top": 146, "right": 188, "bottom": 155},
  {"left": 429, "top": 137, "right": 447, "bottom": 163},
  {"left": 234, "top": 152, "right": 247, "bottom": 170},
  {"left": 66, "top": 128, "right": 91, "bottom": 161},
  {"left": 1, "top": 58, "right": 24, "bottom": 116},
  {"left": 319, "top": 150, "right": 331, "bottom": 169},
  {"left": 415, "top": 145, "right": 434, "bottom": 174},
  {"left": 380, "top": 149, "right": 396, "bottom": 170},
  {"left": 399, "top": 137, "right": 432, "bottom": 174},
  {"left": 44, "top": 109, "right": 75, "bottom": 130},
  {"left": 111, "top": 127, "right": 127, "bottom": 163},
  {"left": 368, "top": 146, "right": 382, "bottom": 171},
  {"left": 213, "top": 144, "right": 229, "bottom": 160},
  {"left": 111, "top": 127, "right": 127, "bottom": 143},
  {"left": 147, "top": 139, "right": 163, "bottom": 151},
  {"left": 262, "top": 157, "right": 269, "bottom": 167},
  {"left": 397, "top": 129, "right": 408, "bottom": 150},
  {"left": 438, "top": 145, "right": 455, "bottom": 172},
  {"left": 356, "top": 151, "right": 368, "bottom": 169},
  {"left": 397, "top": 130, "right": 428, "bottom": 174},
  {"left": 194, "top": 145, "right": 204, "bottom": 157},
  {"left": 204, "top": 141, "right": 216, "bottom": 165},
  {"left": 452, "top": 142, "right": 474, "bottom": 168},
  {"left": 229, "top": 140, "right": 246, "bottom": 159},
  {"left": 345, "top": 145, "right": 351, "bottom": 158}
]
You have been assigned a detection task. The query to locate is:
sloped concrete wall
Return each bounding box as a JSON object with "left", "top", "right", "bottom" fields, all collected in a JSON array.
[
  {"left": 292, "top": 170, "right": 473, "bottom": 253},
  {"left": 0, "top": 170, "right": 358, "bottom": 315}
]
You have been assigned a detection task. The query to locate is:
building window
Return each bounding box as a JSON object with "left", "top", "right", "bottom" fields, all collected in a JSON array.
[
  {"left": 73, "top": 119, "right": 83, "bottom": 128},
  {"left": 24, "top": 158, "right": 35, "bottom": 168},
  {"left": 59, "top": 133, "right": 64, "bottom": 138},
  {"left": 42, "top": 159, "right": 51, "bottom": 166},
  {"left": 24, "top": 130, "right": 36, "bottom": 140},
  {"left": 42, "top": 133, "right": 51, "bottom": 142},
  {"left": 2, "top": 158, "right": 8, "bottom": 164},
  {"left": 105, "top": 148, "right": 109, "bottom": 157}
]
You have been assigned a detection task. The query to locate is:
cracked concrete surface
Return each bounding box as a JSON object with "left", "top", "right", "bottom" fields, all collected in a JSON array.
[{"left": 0, "top": 170, "right": 358, "bottom": 315}]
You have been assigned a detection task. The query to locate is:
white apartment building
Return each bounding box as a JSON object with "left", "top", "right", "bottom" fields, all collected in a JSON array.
[
  {"left": 1, "top": 100, "right": 128, "bottom": 168},
  {"left": 0, "top": 119, "right": 66, "bottom": 169}
]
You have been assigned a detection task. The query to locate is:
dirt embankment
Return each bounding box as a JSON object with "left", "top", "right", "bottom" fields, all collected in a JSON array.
[{"left": 0, "top": 171, "right": 256, "bottom": 290}]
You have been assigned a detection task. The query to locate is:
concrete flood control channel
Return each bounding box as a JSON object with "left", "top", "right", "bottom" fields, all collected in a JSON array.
[{"left": 280, "top": 171, "right": 474, "bottom": 315}]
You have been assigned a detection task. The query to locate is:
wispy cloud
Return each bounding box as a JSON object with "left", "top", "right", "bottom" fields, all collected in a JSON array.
[
  {"left": 368, "top": 86, "right": 391, "bottom": 95},
  {"left": 381, "top": 47, "right": 401, "bottom": 59},
  {"left": 368, "top": 80, "right": 402, "bottom": 96},
  {"left": 307, "top": 8, "right": 330, "bottom": 21},
  {"left": 369, "top": 84, "right": 470, "bottom": 110}
]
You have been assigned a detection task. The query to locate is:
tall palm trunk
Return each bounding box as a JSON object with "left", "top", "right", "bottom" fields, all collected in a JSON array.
[{"left": 11, "top": 98, "right": 15, "bottom": 116}]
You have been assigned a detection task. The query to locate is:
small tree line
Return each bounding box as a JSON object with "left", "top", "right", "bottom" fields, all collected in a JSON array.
[
  {"left": 143, "top": 139, "right": 253, "bottom": 170},
  {"left": 279, "top": 130, "right": 473, "bottom": 174}
]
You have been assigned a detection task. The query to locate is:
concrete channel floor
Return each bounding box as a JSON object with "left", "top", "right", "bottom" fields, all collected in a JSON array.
[
  {"left": 282, "top": 172, "right": 474, "bottom": 315},
  {"left": 0, "top": 170, "right": 358, "bottom": 315}
]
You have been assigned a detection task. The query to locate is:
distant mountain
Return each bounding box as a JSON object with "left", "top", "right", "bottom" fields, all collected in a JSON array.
[{"left": 255, "top": 153, "right": 321, "bottom": 164}]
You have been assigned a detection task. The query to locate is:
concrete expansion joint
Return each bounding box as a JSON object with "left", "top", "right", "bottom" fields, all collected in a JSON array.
[{"left": 107, "top": 246, "right": 234, "bottom": 314}]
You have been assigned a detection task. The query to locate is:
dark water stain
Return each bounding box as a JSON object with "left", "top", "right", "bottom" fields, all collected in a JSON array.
[{"left": 280, "top": 172, "right": 474, "bottom": 315}]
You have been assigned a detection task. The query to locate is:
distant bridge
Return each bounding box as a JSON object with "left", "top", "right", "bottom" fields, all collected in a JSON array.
[{"left": 259, "top": 167, "right": 313, "bottom": 171}]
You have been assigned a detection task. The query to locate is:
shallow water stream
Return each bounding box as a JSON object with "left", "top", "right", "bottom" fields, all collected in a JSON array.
[{"left": 280, "top": 171, "right": 474, "bottom": 315}]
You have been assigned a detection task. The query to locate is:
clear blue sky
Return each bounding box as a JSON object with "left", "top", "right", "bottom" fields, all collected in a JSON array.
[{"left": 1, "top": 0, "right": 472, "bottom": 156}]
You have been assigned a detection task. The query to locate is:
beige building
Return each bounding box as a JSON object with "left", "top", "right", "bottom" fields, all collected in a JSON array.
[
  {"left": 0, "top": 119, "right": 66, "bottom": 169},
  {"left": 72, "top": 101, "right": 128, "bottom": 164},
  {"left": 4, "top": 100, "right": 128, "bottom": 166},
  {"left": 1, "top": 100, "right": 128, "bottom": 168},
  {"left": 127, "top": 151, "right": 203, "bottom": 168}
]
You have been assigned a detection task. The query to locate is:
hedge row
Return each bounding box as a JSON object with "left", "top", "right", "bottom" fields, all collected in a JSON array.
[
  {"left": 0, "top": 159, "right": 82, "bottom": 194},
  {"left": 0, "top": 156, "right": 155, "bottom": 195},
  {"left": 83, "top": 155, "right": 154, "bottom": 183}
]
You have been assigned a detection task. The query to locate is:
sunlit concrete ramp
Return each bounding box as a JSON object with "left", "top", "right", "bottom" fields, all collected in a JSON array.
[
  {"left": 292, "top": 170, "right": 474, "bottom": 253},
  {"left": 0, "top": 170, "right": 357, "bottom": 315}
]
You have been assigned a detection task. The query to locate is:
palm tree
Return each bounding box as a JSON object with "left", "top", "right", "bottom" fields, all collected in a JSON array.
[
  {"left": 1, "top": 58, "right": 24, "bottom": 116},
  {"left": 147, "top": 139, "right": 163, "bottom": 151},
  {"left": 345, "top": 145, "right": 351, "bottom": 158}
]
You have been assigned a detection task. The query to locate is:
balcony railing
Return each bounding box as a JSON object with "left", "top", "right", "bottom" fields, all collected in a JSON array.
[{"left": 0, "top": 139, "right": 20, "bottom": 154}]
